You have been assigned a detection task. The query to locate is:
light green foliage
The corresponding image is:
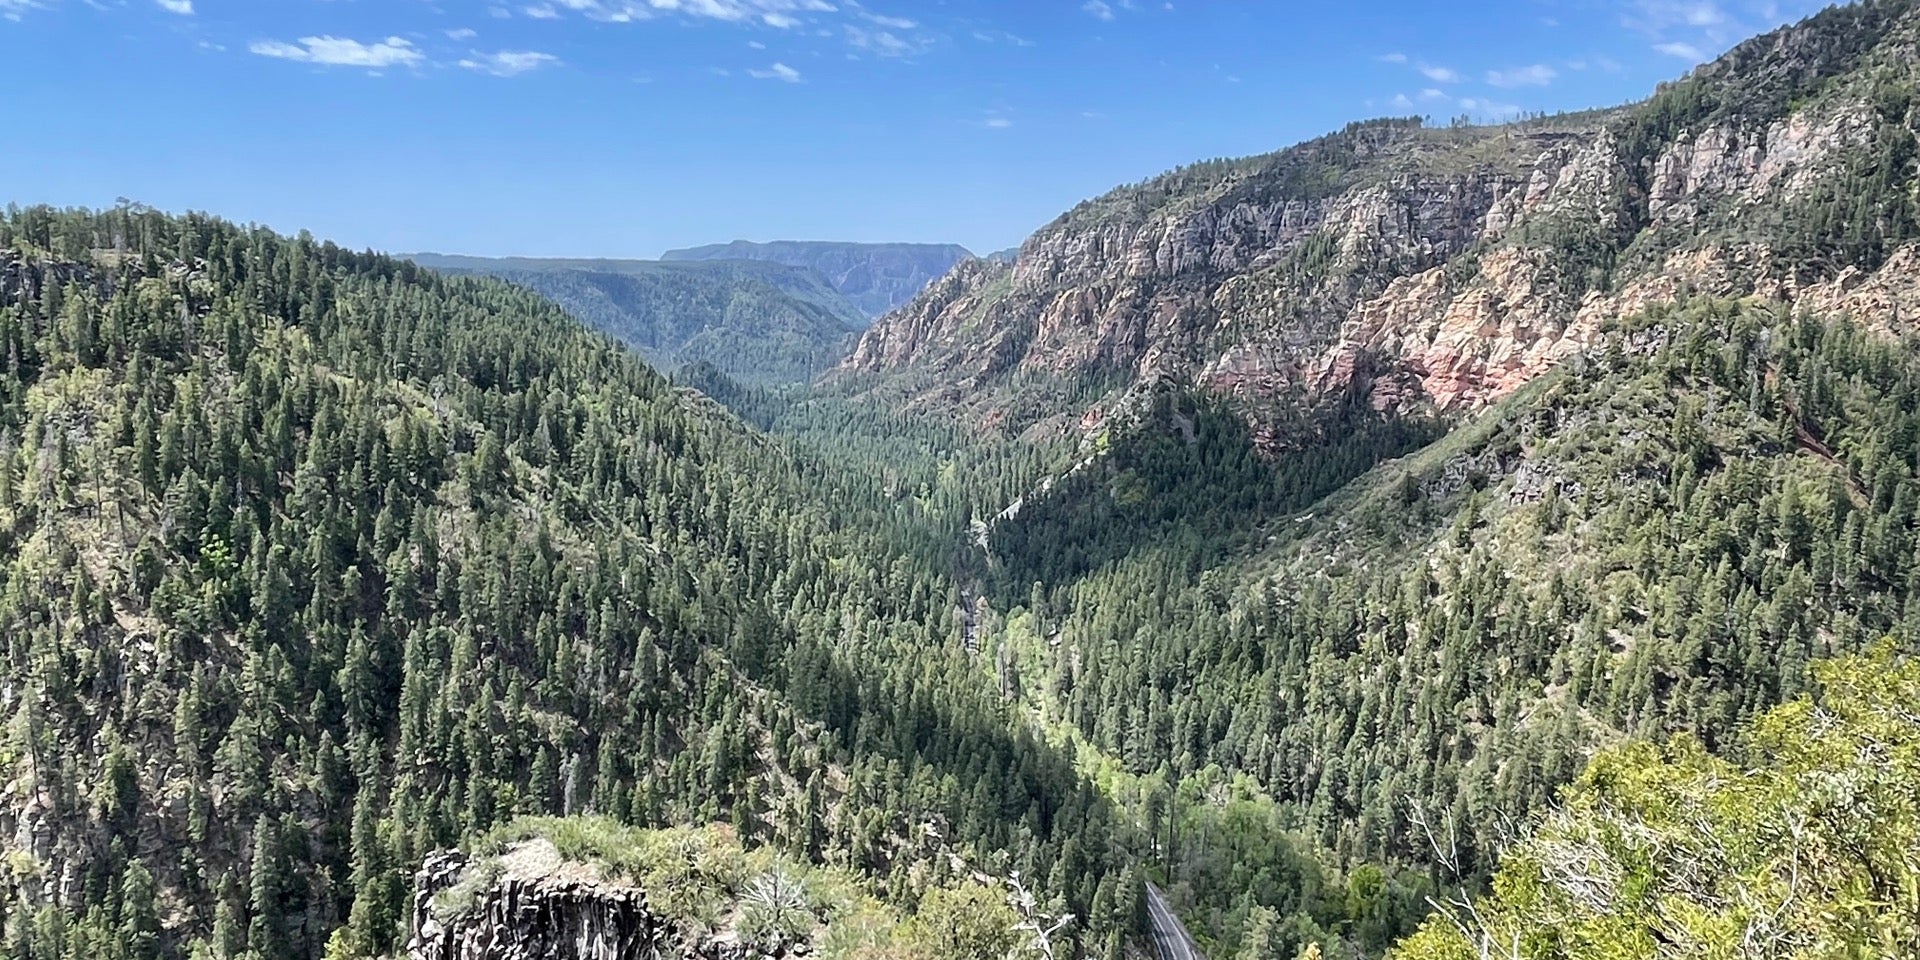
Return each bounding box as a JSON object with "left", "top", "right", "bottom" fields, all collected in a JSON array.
[
  {"left": 906, "top": 884, "right": 1024, "bottom": 960},
  {"left": 1395, "top": 645, "right": 1920, "bottom": 958},
  {"left": 741, "top": 869, "right": 817, "bottom": 950}
]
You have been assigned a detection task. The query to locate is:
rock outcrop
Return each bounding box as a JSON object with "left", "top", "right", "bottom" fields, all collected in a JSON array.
[
  {"left": 408, "top": 843, "right": 811, "bottom": 960},
  {"left": 837, "top": 0, "right": 1920, "bottom": 444},
  {"left": 409, "top": 849, "right": 668, "bottom": 960},
  {"left": 0, "top": 249, "right": 109, "bottom": 307}
]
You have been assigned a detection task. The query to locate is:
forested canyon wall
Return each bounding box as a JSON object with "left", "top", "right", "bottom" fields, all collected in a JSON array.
[{"left": 843, "top": 0, "right": 1920, "bottom": 442}]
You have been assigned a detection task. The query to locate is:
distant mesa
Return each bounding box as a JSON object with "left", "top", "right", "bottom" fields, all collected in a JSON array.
[
  {"left": 404, "top": 253, "right": 867, "bottom": 386},
  {"left": 661, "top": 240, "right": 975, "bottom": 318}
]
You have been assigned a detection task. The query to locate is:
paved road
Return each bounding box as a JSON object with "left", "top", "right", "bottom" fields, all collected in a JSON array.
[{"left": 1145, "top": 883, "right": 1204, "bottom": 960}]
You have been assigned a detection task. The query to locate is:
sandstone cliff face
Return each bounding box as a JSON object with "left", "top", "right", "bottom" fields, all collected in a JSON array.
[
  {"left": 839, "top": 0, "right": 1920, "bottom": 443},
  {"left": 1644, "top": 106, "right": 1871, "bottom": 224}
]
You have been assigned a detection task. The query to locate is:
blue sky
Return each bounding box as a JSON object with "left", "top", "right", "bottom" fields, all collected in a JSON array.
[{"left": 2, "top": 0, "right": 1826, "bottom": 257}]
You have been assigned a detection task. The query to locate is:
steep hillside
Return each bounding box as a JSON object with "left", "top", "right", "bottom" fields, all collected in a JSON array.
[
  {"left": 662, "top": 241, "right": 975, "bottom": 319},
  {"left": 0, "top": 209, "right": 1135, "bottom": 959},
  {"left": 406, "top": 254, "right": 865, "bottom": 385},
  {"left": 1395, "top": 646, "right": 1920, "bottom": 958},
  {"left": 842, "top": 0, "right": 1920, "bottom": 441},
  {"left": 974, "top": 297, "right": 1920, "bottom": 959}
]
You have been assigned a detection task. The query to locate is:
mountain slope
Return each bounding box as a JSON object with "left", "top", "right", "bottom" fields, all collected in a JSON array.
[
  {"left": 661, "top": 241, "right": 975, "bottom": 319},
  {"left": 978, "top": 297, "right": 1920, "bottom": 958},
  {"left": 842, "top": 0, "right": 1920, "bottom": 441},
  {"left": 406, "top": 254, "right": 866, "bottom": 385},
  {"left": 1395, "top": 645, "right": 1920, "bottom": 958},
  {"left": 0, "top": 209, "right": 1135, "bottom": 960}
]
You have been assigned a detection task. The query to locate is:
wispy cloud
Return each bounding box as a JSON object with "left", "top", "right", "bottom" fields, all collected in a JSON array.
[
  {"left": 155, "top": 0, "right": 193, "bottom": 14},
  {"left": 845, "top": 23, "right": 927, "bottom": 58},
  {"left": 1485, "top": 63, "right": 1556, "bottom": 87},
  {"left": 459, "top": 49, "right": 559, "bottom": 76},
  {"left": 860, "top": 11, "right": 916, "bottom": 29},
  {"left": 1417, "top": 62, "right": 1460, "bottom": 83},
  {"left": 1457, "top": 96, "right": 1523, "bottom": 120},
  {"left": 1, "top": 0, "right": 46, "bottom": 20},
  {"left": 749, "top": 61, "right": 802, "bottom": 82},
  {"left": 486, "top": 0, "right": 929, "bottom": 60},
  {"left": 1376, "top": 52, "right": 1408, "bottom": 63},
  {"left": 1082, "top": 0, "right": 1114, "bottom": 21},
  {"left": 971, "top": 28, "right": 1035, "bottom": 46},
  {"left": 508, "top": 0, "right": 843, "bottom": 27},
  {"left": 249, "top": 35, "right": 426, "bottom": 71},
  {"left": 1621, "top": 0, "right": 1822, "bottom": 63},
  {"left": 1654, "top": 40, "right": 1706, "bottom": 59},
  {"left": 1625, "top": 0, "right": 1730, "bottom": 37}
]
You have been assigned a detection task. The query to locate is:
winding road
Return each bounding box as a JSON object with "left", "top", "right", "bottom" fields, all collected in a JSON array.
[{"left": 1145, "top": 883, "right": 1204, "bottom": 960}]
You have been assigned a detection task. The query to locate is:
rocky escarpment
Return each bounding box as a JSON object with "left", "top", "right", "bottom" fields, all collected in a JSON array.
[
  {"left": 410, "top": 849, "right": 662, "bottom": 960},
  {"left": 839, "top": 0, "right": 1920, "bottom": 443},
  {"left": 410, "top": 843, "right": 809, "bottom": 960},
  {"left": 0, "top": 248, "right": 111, "bottom": 306}
]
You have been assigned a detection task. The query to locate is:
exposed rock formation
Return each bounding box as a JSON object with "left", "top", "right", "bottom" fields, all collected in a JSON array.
[
  {"left": 409, "top": 848, "right": 667, "bottom": 960},
  {"left": 837, "top": 0, "right": 1920, "bottom": 443},
  {"left": 0, "top": 249, "right": 109, "bottom": 307},
  {"left": 408, "top": 843, "right": 811, "bottom": 960}
]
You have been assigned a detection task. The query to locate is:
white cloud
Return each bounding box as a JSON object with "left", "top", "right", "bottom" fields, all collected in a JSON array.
[
  {"left": 749, "top": 61, "right": 802, "bottom": 81},
  {"left": 1619, "top": 0, "right": 1814, "bottom": 63},
  {"left": 1418, "top": 87, "right": 1448, "bottom": 101},
  {"left": 447, "top": 28, "right": 479, "bottom": 40},
  {"left": 533, "top": 0, "right": 841, "bottom": 26},
  {"left": 477, "top": 0, "right": 930, "bottom": 60},
  {"left": 1629, "top": 0, "right": 1728, "bottom": 32},
  {"left": 1485, "top": 63, "right": 1556, "bottom": 87},
  {"left": 1457, "top": 97, "right": 1523, "bottom": 119},
  {"left": 984, "top": 117, "right": 1012, "bottom": 128},
  {"left": 1417, "top": 63, "right": 1460, "bottom": 83},
  {"left": 155, "top": 0, "right": 193, "bottom": 14},
  {"left": 1376, "top": 52, "right": 1408, "bottom": 63},
  {"left": 845, "top": 23, "right": 924, "bottom": 57},
  {"left": 1654, "top": 40, "right": 1706, "bottom": 59},
  {"left": 1083, "top": 0, "right": 1114, "bottom": 21},
  {"left": 249, "top": 35, "right": 426, "bottom": 70},
  {"left": 459, "top": 49, "right": 560, "bottom": 76},
  {"left": 1391, "top": 93, "right": 1414, "bottom": 109}
]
